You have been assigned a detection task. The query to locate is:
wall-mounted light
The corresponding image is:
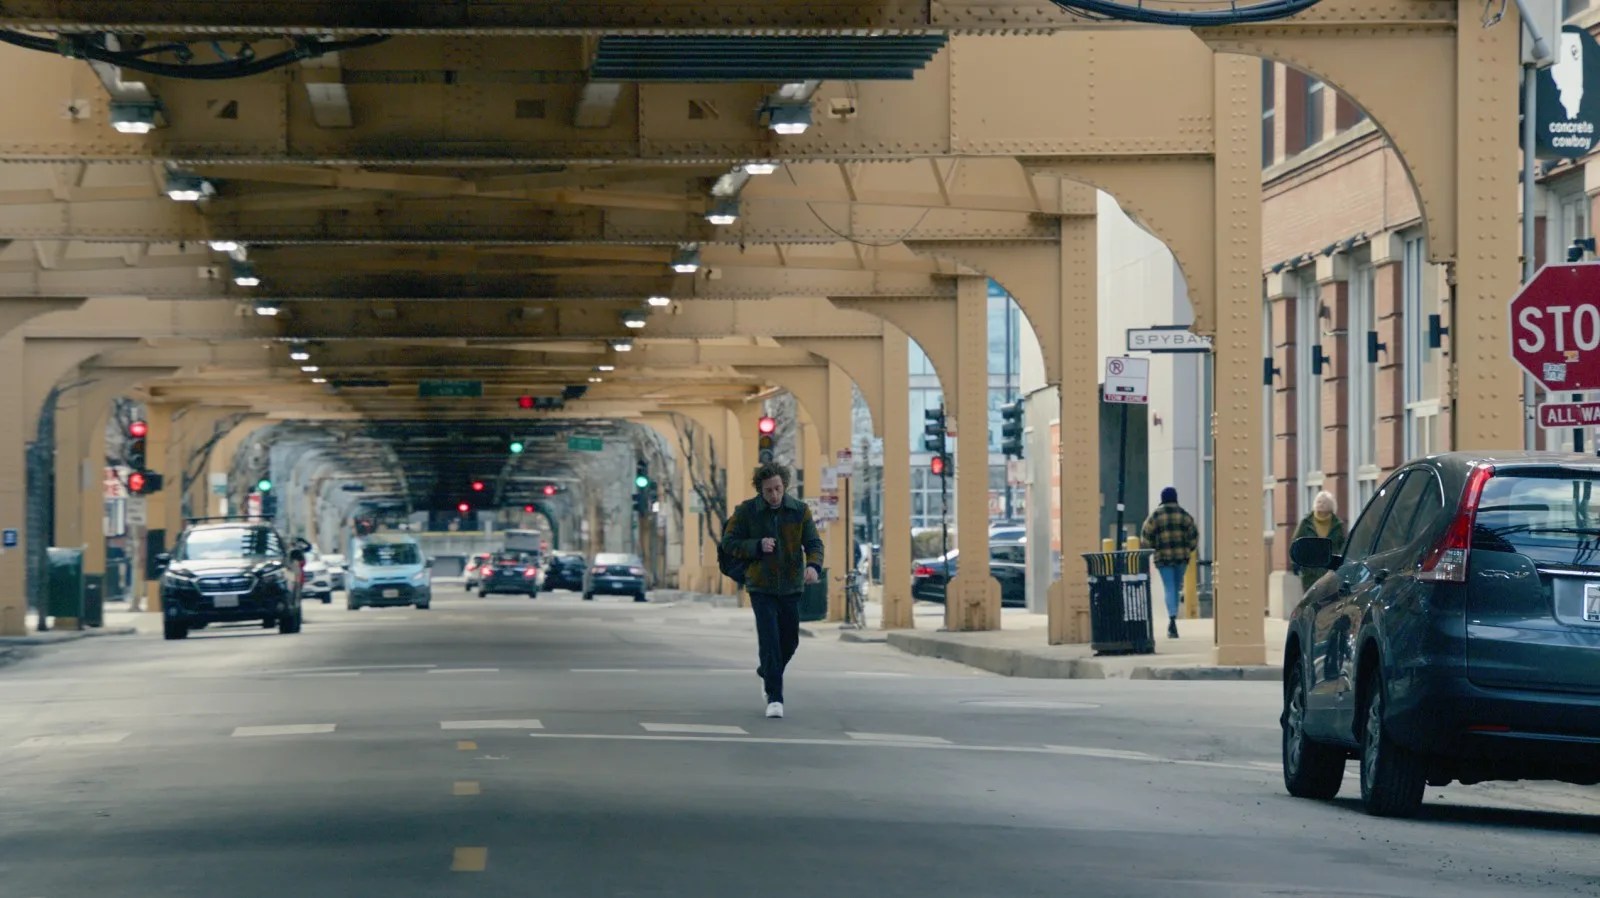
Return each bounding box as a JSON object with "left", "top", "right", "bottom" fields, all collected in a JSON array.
[
  {"left": 742, "top": 162, "right": 778, "bottom": 176},
  {"left": 1366, "top": 330, "right": 1388, "bottom": 364},
  {"left": 253, "top": 301, "right": 280, "bottom": 317},
  {"left": 705, "top": 198, "right": 739, "bottom": 226},
  {"left": 766, "top": 103, "right": 812, "bottom": 135},
  {"left": 671, "top": 246, "right": 701, "bottom": 274},
  {"left": 110, "top": 100, "right": 162, "bottom": 134},
  {"left": 610, "top": 338, "right": 635, "bottom": 352},
  {"left": 230, "top": 260, "right": 260, "bottom": 287},
  {"left": 646, "top": 295, "right": 671, "bottom": 308},
  {"left": 1263, "top": 357, "right": 1281, "bottom": 386},
  {"left": 621, "top": 310, "right": 649, "bottom": 329},
  {"left": 1311, "top": 344, "right": 1330, "bottom": 377},
  {"left": 164, "top": 169, "right": 215, "bottom": 202},
  {"left": 1427, "top": 314, "right": 1450, "bottom": 350}
]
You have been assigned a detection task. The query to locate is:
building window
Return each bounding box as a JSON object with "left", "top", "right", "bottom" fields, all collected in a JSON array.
[
  {"left": 1262, "top": 60, "right": 1276, "bottom": 168},
  {"left": 1304, "top": 78, "right": 1324, "bottom": 148},
  {"left": 1263, "top": 292, "right": 1276, "bottom": 538},
  {"left": 1401, "top": 233, "right": 1437, "bottom": 460},
  {"left": 1348, "top": 258, "right": 1380, "bottom": 513},
  {"left": 1296, "top": 273, "right": 1324, "bottom": 517},
  {"left": 1335, "top": 94, "right": 1367, "bottom": 131}
]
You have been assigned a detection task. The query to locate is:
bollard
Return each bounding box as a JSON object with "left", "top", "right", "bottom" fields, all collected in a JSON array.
[{"left": 1182, "top": 549, "right": 1199, "bottom": 619}]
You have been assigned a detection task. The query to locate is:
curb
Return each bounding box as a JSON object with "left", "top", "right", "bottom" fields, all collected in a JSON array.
[
  {"left": 885, "top": 632, "right": 1281, "bottom": 681},
  {"left": 0, "top": 625, "right": 138, "bottom": 647},
  {"left": 0, "top": 646, "right": 30, "bottom": 669},
  {"left": 839, "top": 629, "right": 888, "bottom": 644},
  {"left": 1130, "top": 665, "right": 1280, "bottom": 681}
]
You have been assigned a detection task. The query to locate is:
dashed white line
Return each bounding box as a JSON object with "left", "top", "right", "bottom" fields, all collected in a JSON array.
[
  {"left": 14, "top": 732, "right": 131, "bottom": 748},
  {"left": 1044, "top": 745, "right": 1160, "bottom": 762},
  {"left": 640, "top": 723, "right": 749, "bottom": 735},
  {"left": 440, "top": 720, "right": 544, "bottom": 730},
  {"left": 843, "top": 671, "right": 912, "bottom": 678},
  {"left": 289, "top": 672, "right": 361, "bottom": 678},
  {"left": 847, "top": 732, "right": 952, "bottom": 745},
  {"left": 427, "top": 668, "right": 500, "bottom": 675},
  {"left": 231, "top": 723, "right": 337, "bottom": 737},
  {"left": 571, "top": 668, "right": 639, "bottom": 673}
]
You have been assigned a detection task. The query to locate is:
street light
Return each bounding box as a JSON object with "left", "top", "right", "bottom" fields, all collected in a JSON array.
[
  {"left": 621, "top": 310, "right": 648, "bottom": 329},
  {"left": 252, "top": 301, "right": 280, "bottom": 317},
  {"left": 670, "top": 246, "right": 701, "bottom": 274},
  {"left": 164, "top": 169, "right": 215, "bottom": 202},
  {"left": 610, "top": 338, "right": 634, "bottom": 352},
  {"left": 705, "top": 198, "right": 739, "bottom": 226},
  {"left": 110, "top": 100, "right": 161, "bottom": 134},
  {"left": 231, "top": 260, "right": 260, "bottom": 287},
  {"left": 646, "top": 296, "right": 671, "bottom": 307},
  {"left": 742, "top": 162, "right": 778, "bottom": 176},
  {"left": 766, "top": 103, "right": 811, "bottom": 135}
]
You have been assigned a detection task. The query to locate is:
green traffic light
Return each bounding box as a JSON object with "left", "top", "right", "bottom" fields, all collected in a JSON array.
[
  {"left": 510, "top": 441, "right": 525, "bottom": 454},
  {"left": 257, "top": 479, "right": 273, "bottom": 492},
  {"left": 634, "top": 475, "right": 650, "bottom": 489}
]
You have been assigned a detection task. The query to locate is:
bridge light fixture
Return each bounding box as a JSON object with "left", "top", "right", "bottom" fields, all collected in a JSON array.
[
  {"left": 164, "top": 169, "right": 215, "bottom": 202},
  {"left": 207, "top": 240, "right": 241, "bottom": 253},
  {"left": 742, "top": 162, "right": 778, "bottom": 176},
  {"left": 311, "top": 377, "right": 327, "bottom": 384},
  {"left": 231, "top": 260, "right": 260, "bottom": 287},
  {"left": 588, "top": 376, "right": 603, "bottom": 383},
  {"left": 252, "top": 301, "right": 280, "bottom": 317},
  {"left": 705, "top": 198, "right": 739, "bottom": 226},
  {"left": 595, "top": 364, "right": 615, "bottom": 372},
  {"left": 110, "top": 100, "right": 162, "bottom": 134},
  {"left": 670, "top": 246, "right": 701, "bottom": 274},
  {"left": 289, "top": 344, "right": 311, "bottom": 361},
  {"left": 621, "top": 310, "right": 648, "bottom": 329},
  {"left": 646, "top": 295, "right": 671, "bottom": 308},
  {"left": 766, "top": 103, "right": 811, "bottom": 136},
  {"left": 610, "top": 338, "right": 634, "bottom": 352},
  {"left": 300, "top": 365, "right": 319, "bottom": 373}
]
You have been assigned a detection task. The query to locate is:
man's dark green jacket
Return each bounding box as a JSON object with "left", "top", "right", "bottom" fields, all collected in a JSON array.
[{"left": 721, "top": 494, "right": 824, "bottom": 596}]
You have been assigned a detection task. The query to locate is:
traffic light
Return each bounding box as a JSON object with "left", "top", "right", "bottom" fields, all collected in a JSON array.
[
  {"left": 457, "top": 502, "right": 470, "bottom": 514},
  {"left": 523, "top": 504, "right": 535, "bottom": 513},
  {"left": 471, "top": 480, "right": 485, "bottom": 492},
  {"left": 757, "top": 415, "right": 776, "bottom": 463},
  {"left": 125, "top": 421, "right": 147, "bottom": 470},
  {"left": 922, "top": 405, "right": 947, "bottom": 455},
  {"left": 517, "top": 396, "right": 535, "bottom": 410},
  {"left": 542, "top": 484, "right": 556, "bottom": 497},
  {"left": 929, "top": 454, "right": 946, "bottom": 477},
  {"left": 633, "top": 459, "right": 650, "bottom": 490},
  {"left": 1000, "top": 400, "right": 1024, "bottom": 459},
  {"left": 509, "top": 440, "right": 524, "bottom": 454},
  {"left": 257, "top": 478, "right": 273, "bottom": 493},
  {"left": 128, "top": 420, "right": 148, "bottom": 439}
]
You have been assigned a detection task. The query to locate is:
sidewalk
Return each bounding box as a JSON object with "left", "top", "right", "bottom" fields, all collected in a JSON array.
[{"left": 0, "top": 601, "right": 141, "bottom": 667}]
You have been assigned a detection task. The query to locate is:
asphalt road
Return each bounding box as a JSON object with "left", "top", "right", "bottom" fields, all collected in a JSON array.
[{"left": 2, "top": 585, "right": 1598, "bottom": 898}]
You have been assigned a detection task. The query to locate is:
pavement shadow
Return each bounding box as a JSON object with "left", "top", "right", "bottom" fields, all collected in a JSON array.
[{"left": 1328, "top": 796, "right": 1600, "bottom": 834}]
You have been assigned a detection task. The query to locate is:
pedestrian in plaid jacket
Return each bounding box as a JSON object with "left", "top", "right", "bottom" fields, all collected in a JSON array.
[{"left": 1141, "top": 486, "right": 1198, "bottom": 639}]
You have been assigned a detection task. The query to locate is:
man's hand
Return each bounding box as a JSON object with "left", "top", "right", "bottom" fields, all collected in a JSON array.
[
  {"left": 803, "top": 566, "right": 820, "bottom": 585},
  {"left": 760, "top": 537, "right": 777, "bottom": 554}
]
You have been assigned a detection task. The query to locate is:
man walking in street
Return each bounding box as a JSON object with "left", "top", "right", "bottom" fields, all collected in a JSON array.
[
  {"left": 1141, "top": 486, "right": 1199, "bottom": 640},
  {"left": 721, "top": 462, "right": 824, "bottom": 719}
]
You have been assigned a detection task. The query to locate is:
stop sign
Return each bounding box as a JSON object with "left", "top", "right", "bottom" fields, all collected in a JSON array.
[{"left": 1509, "top": 262, "right": 1600, "bottom": 391}]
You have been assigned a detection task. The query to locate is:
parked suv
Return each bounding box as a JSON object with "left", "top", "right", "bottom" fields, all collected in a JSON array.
[
  {"left": 1284, "top": 452, "right": 1600, "bottom": 818},
  {"left": 157, "top": 519, "right": 306, "bottom": 640},
  {"left": 347, "top": 534, "right": 432, "bottom": 610}
]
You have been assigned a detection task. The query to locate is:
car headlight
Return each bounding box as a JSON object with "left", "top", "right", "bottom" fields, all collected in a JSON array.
[{"left": 410, "top": 571, "right": 429, "bottom": 584}]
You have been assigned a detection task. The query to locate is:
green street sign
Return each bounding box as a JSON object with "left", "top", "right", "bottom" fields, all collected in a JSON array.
[
  {"left": 419, "top": 379, "right": 483, "bottom": 398},
  {"left": 568, "top": 436, "right": 604, "bottom": 453}
]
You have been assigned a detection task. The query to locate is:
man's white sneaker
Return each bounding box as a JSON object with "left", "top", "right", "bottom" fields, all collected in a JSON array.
[{"left": 765, "top": 701, "right": 784, "bottom": 719}]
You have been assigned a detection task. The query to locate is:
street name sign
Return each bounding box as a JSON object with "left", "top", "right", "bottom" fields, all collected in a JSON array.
[
  {"left": 567, "top": 436, "right": 604, "bottom": 452},
  {"left": 1102, "top": 356, "right": 1150, "bottom": 404},
  {"left": 419, "top": 379, "right": 483, "bottom": 398},
  {"left": 1539, "top": 401, "right": 1600, "bottom": 428}
]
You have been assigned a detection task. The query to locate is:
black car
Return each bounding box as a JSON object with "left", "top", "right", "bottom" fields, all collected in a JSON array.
[
  {"left": 584, "top": 553, "right": 648, "bottom": 602},
  {"left": 544, "top": 552, "right": 587, "bottom": 592},
  {"left": 157, "top": 520, "right": 305, "bottom": 640},
  {"left": 479, "top": 552, "right": 540, "bottom": 597},
  {"left": 911, "top": 541, "right": 1026, "bottom": 607},
  {"left": 1283, "top": 451, "right": 1600, "bottom": 818}
]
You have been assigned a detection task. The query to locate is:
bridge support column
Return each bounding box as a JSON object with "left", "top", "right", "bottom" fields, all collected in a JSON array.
[
  {"left": 944, "top": 278, "right": 1001, "bottom": 631},
  {"left": 878, "top": 326, "right": 913, "bottom": 629}
]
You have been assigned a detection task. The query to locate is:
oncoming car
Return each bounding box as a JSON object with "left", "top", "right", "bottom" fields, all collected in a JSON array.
[
  {"left": 346, "top": 535, "right": 432, "bottom": 610},
  {"left": 584, "top": 552, "right": 648, "bottom": 602},
  {"left": 156, "top": 519, "right": 305, "bottom": 640}
]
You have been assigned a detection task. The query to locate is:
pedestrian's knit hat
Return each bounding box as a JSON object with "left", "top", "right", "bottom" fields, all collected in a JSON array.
[{"left": 1160, "top": 486, "right": 1179, "bottom": 504}]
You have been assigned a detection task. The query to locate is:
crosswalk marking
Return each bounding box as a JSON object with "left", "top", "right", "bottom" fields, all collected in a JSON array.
[
  {"left": 231, "top": 724, "right": 336, "bottom": 737},
  {"left": 440, "top": 720, "right": 543, "bottom": 730},
  {"left": 14, "top": 731, "right": 130, "bottom": 748},
  {"left": 846, "top": 732, "right": 952, "bottom": 744},
  {"left": 640, "top": 722, "right": 748, "bottom": 735}
]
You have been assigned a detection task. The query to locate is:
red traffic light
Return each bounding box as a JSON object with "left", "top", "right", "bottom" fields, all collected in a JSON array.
[
  {"left": 471, "top": 480, "right": 485, "bottom": 492},
  {"left": 128, "top": 471, "right": 147, "bottom": 493},
  {"left": 929, "top": 455, "right": 946, "bottom": 476},
  {"left": 517, "top": 396, "right": 535, "bottom": 409},
  {"left": 523, "top": 505, "right": 534, "bottom": 513},
  {"left": 757, "top": 416, "right": 777, "bottom": 435},
  {"left": 543, "top": 484, "right": 556, "bottom": 496},
  {"left": 128, "top": 420, "right": 148, "bottom": 438},
  {"left": 457, "top": 502, "right": 470, "bottom": 514}
]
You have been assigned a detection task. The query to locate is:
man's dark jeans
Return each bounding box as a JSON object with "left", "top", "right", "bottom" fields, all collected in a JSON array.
[{"left": 750, "top": 591, "right": 801, "bottom": 703}]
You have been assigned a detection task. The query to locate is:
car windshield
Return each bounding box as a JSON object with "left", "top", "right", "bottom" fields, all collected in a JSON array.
[
  {"left": 596, "top": 554, "right": 640, "bottom": 566},
  {"left": 176, "top": 527, "right": 279, "bottom": 561},
  {"left": 1474, "top": 471, "right": 1600, "bottom": 566},
  {"left": 361, "top": 543, "right": 420, "bottom": 566}
]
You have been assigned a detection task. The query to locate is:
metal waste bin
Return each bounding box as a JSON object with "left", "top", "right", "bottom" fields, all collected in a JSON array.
[
  {"left": 46, "top": 546, "right": 86, "bottom": 627},
  {"left": 799, "top": 567, "right": 828, "bottom": 622},
  {"left": 1082, "top": 549, "right": 1155, "bottom": 655}
]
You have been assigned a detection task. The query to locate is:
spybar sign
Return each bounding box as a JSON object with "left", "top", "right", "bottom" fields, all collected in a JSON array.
[{"left": 1537, "top": 25, "right": 1600, "bottom": 159}]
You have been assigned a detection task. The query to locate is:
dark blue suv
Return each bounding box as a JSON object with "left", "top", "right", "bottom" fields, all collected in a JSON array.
[{"left": 1284, "top": 452, "right": 1600, "bottom": 817}]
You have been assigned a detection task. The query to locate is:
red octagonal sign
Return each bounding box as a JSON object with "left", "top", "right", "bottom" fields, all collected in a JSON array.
[{"left": 1510, "top": 262, "right": 1600, "bottom": 392}]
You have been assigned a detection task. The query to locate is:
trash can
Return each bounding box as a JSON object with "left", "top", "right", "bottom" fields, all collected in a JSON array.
[
  {"left": 1081, "top": 549, "right": 1155, "bottom": 655},
  {"left": 799, "top": 567, "right": 828, "bottom": 622},
  {"left": 46, "top": 546, "right": 86, "bottom": 628},
  {"left": 82, "top": 575, "right": 104, "bottom": 628}
]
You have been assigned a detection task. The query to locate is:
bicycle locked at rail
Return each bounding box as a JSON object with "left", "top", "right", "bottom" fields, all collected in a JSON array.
[{"left": 841, "top": 569, "right": 866, "bottom": 629}]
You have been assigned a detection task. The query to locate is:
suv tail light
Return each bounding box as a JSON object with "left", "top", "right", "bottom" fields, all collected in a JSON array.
[
  {"left": 629, "top": 566, "right": 644, "bottom": 576},
  {"left": 1418, "top": 464, "right": 1493, "bottom": 583},
  {"left": 913, "top": 565, "right": 936, "bottom": 577},
  {"left": 523, "top": 567, "right": 537, "bottom": 578},
  {"left": 592, "top": 566, "right": 606, "bottom": 574}
]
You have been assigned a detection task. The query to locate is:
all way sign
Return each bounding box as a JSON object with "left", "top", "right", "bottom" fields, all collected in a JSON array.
[{"left": 1539, "top": 401, "right": 1600, "bottom": 428}]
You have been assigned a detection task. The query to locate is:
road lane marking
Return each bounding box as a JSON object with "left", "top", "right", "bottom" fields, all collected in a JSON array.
[
  {"left": 847, "top": 732, "right": 952, "bottom": 744},
  {"left": 843, "top": 671, "right": 912, "bottom": 678},
  {"left": 453, "top": 781, "right": 481, "bottom": 796},
  {"left": 14, "top": 732, "right": 131, "bottom": 748},
  {"left": 288, "top": 672, "right": 360, "bottom": 678},
  {"left": 255, "top": 664, "right": 437, "bottom": 675},
  {"left": 1044, "top": 745, "right": 1160, "bottom": 761},
  {"left": 456, "top": 740, "right": 478, "bottom": 751},
  {"left": 640, "top": 723, "right": 748, "bottom": 735},
  {"left": 451, "top": 847, "right": 488, "bottom": 872},
  {"left": 571, "top": 668, "right": 639, "bottom": 673},
  {"left": 231, "top": 724, "right": 336, "bottom": 737},
  {"left": 428, "top": 668, "right": 500, "bottom": 675},
  {"left": 441, "top": 720, "right": 543, "bottom": 730}
]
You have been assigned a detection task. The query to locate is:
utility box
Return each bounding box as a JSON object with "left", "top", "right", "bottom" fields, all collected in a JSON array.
[{"left": 46, "top": 546, "right": 86, "bottom": 628}]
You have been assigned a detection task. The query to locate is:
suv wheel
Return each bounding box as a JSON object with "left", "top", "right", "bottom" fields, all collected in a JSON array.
[
  {"left": 1359, "top": 670, "right": 1426, "bottom": 818},
  {"left": 162, "top": 620, "right": 188, "bottom": 640},
  {"left": 279, "top": 610, "right": 303, "bottom": 635},
  {"left": 1282, "top": 661, "right": 1344, "bottom": 800}
]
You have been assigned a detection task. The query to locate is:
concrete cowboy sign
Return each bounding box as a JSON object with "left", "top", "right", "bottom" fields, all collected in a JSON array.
[{"left": 1538, "top": 25, "right": 1600, "bottom": 159}]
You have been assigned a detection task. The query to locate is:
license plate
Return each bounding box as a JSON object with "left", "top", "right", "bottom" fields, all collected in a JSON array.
[
  {"left": 1586, "top": 583, "right": 1600, "bottom": 623},
  {"left": 212, "top": 593, "right": 240, "bottom": 608},
  {"left": 383, "top": 589, "right": 399, "bottom": 598}
]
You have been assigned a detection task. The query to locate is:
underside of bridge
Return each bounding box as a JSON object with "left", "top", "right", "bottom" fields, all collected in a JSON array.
[{"left": 0, "top": 1, "right": 1522, "bottom": 667}]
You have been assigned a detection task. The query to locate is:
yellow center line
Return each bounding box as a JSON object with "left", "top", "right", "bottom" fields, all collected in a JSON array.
[
  {"left": 452, "top": 847, "right": 488, "bottom": 872},
  {"left": 456, "top": 740, "right": 477, "bottom": 751},
  {"left": 453, "top": 780, "right": 481, "bottom": 796}
]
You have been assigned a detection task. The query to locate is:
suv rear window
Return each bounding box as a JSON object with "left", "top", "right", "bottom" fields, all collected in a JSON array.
[
  {"left": 1473, "top": 470, "right": 1600, "bottom": 565},
  {"left": 362, "top": 543, "right": 420, "bottom": 565}
]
